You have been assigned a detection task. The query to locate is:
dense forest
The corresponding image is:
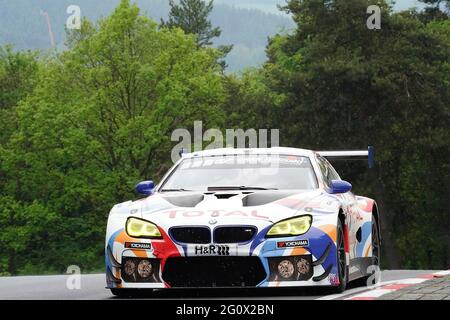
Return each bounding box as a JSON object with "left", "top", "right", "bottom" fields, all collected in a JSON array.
[
  {"left": 0, "top": 0, "right": 294, "bottom": 72},
  {"left": 0, "top": 0, "right": 449, "bottom": 275}
]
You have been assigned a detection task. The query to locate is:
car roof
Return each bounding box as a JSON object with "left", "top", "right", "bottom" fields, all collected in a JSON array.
[{"left": 183, "top": 147, "right": 316, "bottom": 159}]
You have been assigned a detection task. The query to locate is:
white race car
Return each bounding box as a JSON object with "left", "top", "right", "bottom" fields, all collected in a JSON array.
[{"left": 105, "top": 147, "right": 380, "bottom": 297}]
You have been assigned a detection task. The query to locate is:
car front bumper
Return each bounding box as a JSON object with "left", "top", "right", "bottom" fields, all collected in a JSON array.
[{"left": 106, "top": 224, "right": 340, "bottom": 289}]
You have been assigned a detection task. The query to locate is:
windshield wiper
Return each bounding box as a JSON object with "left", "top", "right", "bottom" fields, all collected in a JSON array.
[
  {"left": 207, "top": 186, "right": 278, "bottom": 191},
  {"left": 160, "top": 188, "right": 193, "bottom": 192}
]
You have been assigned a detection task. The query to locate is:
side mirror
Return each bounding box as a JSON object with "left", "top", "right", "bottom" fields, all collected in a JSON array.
[
  {"left": 329, "top": 180, "right": 352, "bottom": 194},
  {"left": 135, "top": 181, "right": 155, "bottom": 196}
]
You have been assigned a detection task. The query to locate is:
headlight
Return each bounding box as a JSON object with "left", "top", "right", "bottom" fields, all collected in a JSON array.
[
  {"left": 126, "top": 217, "right": 162, "bottom": 239},
  {"left": 266, "top": 215, "right": 312, "bottom": 237}
]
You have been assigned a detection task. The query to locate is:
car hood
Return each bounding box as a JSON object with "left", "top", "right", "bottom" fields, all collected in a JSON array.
[{"left": 132, "top": 189, "right": 339, "bottom": 228}]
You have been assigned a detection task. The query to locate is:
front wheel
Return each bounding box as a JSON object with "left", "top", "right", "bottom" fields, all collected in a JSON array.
[{"left": 333, "top": 219, "right": 348, "bottom": 293}]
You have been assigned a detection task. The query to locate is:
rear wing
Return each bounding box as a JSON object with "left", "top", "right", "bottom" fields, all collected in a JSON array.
[{"left": 317, "top": 146, "right": 375, "bottom": 168}]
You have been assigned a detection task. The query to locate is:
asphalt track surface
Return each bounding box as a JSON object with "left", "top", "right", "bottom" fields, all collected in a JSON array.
[{"left": 0, "top": 270, "right": 437, "bottom": 300}]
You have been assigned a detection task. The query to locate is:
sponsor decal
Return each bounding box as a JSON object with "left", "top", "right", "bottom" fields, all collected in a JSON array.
[
  {"left": 188, "top": 244, "right": 236, "bottom": 256},
  {"left": 277, "top": 239, "right": 309, "bottom": 248},
  {"left": 125, "top": 242, "right": 152, "bottom": 250},
  {"left": 328, "top": 273, "right": 340, "bottom": 286},
  {"left": 162, "top": 209, "right": 269, "bottom": 220}
]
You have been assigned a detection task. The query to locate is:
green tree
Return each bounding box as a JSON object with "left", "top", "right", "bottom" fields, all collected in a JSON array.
[
  {"left": 1, "top": 0, "right": 226, "bottom": 274},
  {"left": 0, "top": 46, "right": 43, "bottom": 275},
  {"left": 222, "top": 68, "right": 283, "bottom": 133},
  {"left": 0, "top": 46, "right": 38, "bottom": 145},
  {"left": 263, "top": 0, "right": 450, "bottom": 268},
  {"left": 0, "top": 197, "right": 57, "bottom": 275},
  {"left": 161, "top": 0, "right": 232, "bottom": 68},
  {"left": 162, "top": 0, "right": 221, "bottom": 47}
]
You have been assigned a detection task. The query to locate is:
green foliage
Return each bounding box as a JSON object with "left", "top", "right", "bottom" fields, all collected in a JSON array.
[
  {"left": 261, "top": 0, "right": 450, "bottom": 268},
  {"left": 0, "top": 0, "right": 449, "bottom": 275},
  {"left": 0, "top": 196, "right": 58, "bottom": 274},
  {"left": 0, "top": 0, "right": 226, "bottom": 275},
  {"left": 162, "top": 0, "right": 221, "bottom": 47},
  {"left": 222, "top": 68, "right": 284, "bottom": 132},
  {"left": 161, "top": 0, "right": 232, "bottom": 69},
  {"left": 0, "top": 46, "right": 39, "bottom": 144}
]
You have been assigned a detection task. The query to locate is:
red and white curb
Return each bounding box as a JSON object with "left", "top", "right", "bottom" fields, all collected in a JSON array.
[
  {"left": 346, "top": 270, "right": 450, "bottom": 300},
  {"left": 316, "top": 270, "right": 450, "bottom": 300}
]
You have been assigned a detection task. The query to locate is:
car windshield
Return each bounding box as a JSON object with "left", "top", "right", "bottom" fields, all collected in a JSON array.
[{"left": 160, "top": 154, "right": 318, "bottom": 192}]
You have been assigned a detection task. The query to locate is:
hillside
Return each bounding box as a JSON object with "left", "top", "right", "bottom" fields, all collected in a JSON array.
[{"left": 0, "top": 0, "right": 294, "bottom": 72}]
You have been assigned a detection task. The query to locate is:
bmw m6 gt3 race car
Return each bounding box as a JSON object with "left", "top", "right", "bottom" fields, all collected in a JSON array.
[{"left": 105, "top": 147, "right": 381, "bottom": 297}]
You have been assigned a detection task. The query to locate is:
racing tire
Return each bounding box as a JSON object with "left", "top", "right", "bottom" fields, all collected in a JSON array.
[
  {"left": 110, "top": 288, "right": 154, "bottom": 298},
  {"left": 332, "top": 219, "right": 348, "bottom": 293}
]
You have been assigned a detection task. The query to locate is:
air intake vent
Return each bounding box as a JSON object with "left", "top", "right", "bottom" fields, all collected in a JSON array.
[
  {"left": 170, "top": 227, "right": 211, "bottom": 244},
  {"left": 162, "top": 257, "right": 266, "bottom": 287},
  {"left": 242, "top": 191, "right": 299, "bottom": 206},
  {"left": 214, "top": 193, "right": 239, "bottom": 199},
  {"left": 214, "top": 226, "right": 257, "bottom": 243},
  {"left": 162, "top": 194, "right": 205, "bottom": 207}
]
